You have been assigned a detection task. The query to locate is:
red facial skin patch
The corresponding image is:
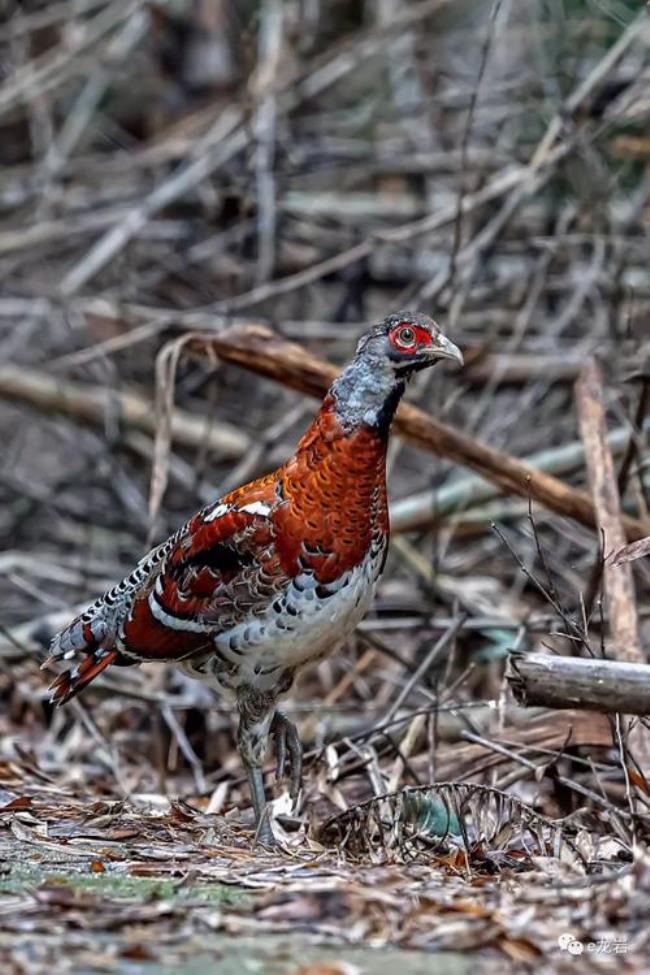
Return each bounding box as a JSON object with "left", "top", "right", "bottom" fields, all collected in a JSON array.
[{"left": 389, "top": 323, "right": 433, "bottom": 353}]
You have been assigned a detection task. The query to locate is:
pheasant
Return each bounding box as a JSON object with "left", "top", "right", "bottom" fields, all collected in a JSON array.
[{"left": 45, "top": 312, "right": 463, "bottom": 844}]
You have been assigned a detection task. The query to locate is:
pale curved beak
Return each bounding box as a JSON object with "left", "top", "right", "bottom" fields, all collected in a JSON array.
[{"left": 431, "top": 334, "right": 463, "bottom": 367}]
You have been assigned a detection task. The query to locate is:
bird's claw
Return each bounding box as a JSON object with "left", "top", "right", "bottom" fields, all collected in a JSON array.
[{"left": 271, "top": 710, "right": 302, "bottom": 801}]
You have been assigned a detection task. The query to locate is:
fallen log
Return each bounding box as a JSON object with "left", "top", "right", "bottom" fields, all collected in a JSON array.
[{"left": 507, "top": 651, "right": 650, "bottom": 717}]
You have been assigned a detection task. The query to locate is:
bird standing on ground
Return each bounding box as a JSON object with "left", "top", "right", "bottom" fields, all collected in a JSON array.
[{"left": 45, "top": 312, "right": 463, "bottom": 844}]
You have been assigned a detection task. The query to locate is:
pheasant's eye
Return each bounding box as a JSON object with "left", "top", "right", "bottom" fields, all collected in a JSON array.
[{"left": 395, "top": 326, "right": 416, "bottom": 348}]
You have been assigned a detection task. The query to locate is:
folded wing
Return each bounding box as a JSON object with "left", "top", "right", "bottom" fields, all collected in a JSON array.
[{"left": 47, "top": 486, "right": 283, "bottom": 702}]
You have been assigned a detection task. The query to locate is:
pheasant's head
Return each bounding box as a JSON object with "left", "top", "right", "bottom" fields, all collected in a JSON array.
[
  {"left": 331, "top": 311, "right": 463, "bottom": 433},
  {"left": 356, "top": 311, "right": 463, "bottom": 378}
]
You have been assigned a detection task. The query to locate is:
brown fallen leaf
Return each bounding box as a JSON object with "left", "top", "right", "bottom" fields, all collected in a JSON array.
[
  {"left": 498, "top": 934, "right": 543, "bottom": 961},
  {"left": 628, "top": 767, "right": 650, "bottom": 797},
  {"left": 0, "top": 796, "right": 31, "bottom": 813},
  {"left": 121, "top": 945, "right": 155, "bottom": 961}
]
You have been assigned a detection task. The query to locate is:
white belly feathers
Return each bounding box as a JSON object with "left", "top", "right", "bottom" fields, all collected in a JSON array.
[{"left": 184, "top": 543, "right": 386, "bottom": 697}]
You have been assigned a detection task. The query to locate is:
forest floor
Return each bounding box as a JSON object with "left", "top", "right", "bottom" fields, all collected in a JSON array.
[{"left": 0, "top": 778, "right": 645, "bottom": 974}]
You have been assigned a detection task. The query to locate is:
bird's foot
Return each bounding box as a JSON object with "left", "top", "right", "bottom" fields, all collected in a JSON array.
[
  {"left": 246, "top": 765, "right": 278, "bottom": 848},
  {"left": 254, "top": 811, "right": 278, "bottom": 848},
  {"left": 271, "top": 710, "right": 303, "bottom": 802}
]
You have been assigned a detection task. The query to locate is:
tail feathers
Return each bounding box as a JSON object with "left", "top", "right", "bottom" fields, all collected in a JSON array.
[
  {"left": 45, "top": 616, "right": 108, "bottom": 664},
  {"left": 47, "top": 648, "right": 119, "bottom": 705}
]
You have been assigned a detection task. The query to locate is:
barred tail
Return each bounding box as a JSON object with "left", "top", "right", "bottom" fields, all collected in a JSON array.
[
  {"left": 43, "top": 609, "right": 120, "bottom": 704},
  {"left": 47, "top": 648, "right": 119, "bottom": 705},
  {"left": 46, "top": 611, "right": 111, "bottom": 662}
]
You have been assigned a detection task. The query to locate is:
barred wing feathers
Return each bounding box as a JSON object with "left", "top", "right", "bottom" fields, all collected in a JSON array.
[{"left": 46, "top": 482, "right": 281, "bottom": 703}]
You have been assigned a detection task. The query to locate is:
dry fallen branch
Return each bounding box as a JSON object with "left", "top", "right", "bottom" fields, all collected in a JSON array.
[
  {"left": 576, "top": 359, "right": 643, "bottom": 662},
  {"left": 508, "top": 651, "right": 650, "bottom": 717},
  {"left": 576, "top": 358, "right": 650, "bottom": 780},
  {"left": 430, "top": 710, "right": 612, "bottom": 783},
  {"left": 612, "top": 535, "right": 650, "bottom": 567},
  {"left": 391, "top": 419, "right": 649, "bottom": 532},
  {"left": 0, "top": 364, "right": 249, "bottom": 459},
  {"left": 191, "top": 324, "right": 650, "bottom": 540}
]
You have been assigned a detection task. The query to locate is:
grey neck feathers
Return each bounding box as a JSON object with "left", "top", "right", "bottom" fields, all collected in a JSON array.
[{"left": 330, "top": 355, "right": 405, "bottom": 434}]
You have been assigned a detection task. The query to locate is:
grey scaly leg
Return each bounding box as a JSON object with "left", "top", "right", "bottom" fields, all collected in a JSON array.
[
  {"left": 245, "top": 765, "right": 275, "bottom": 846},
  {"left": 236, "top": 686, "right": 276, "bottom": 846}
]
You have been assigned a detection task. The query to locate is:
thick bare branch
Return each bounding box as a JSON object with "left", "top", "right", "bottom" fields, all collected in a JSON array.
[
  {"left": 508, "top": 651, "right": 650, "bottom": 717},
  {"left": 576, "top": 359, "right": 643, "bottom": 661}
]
